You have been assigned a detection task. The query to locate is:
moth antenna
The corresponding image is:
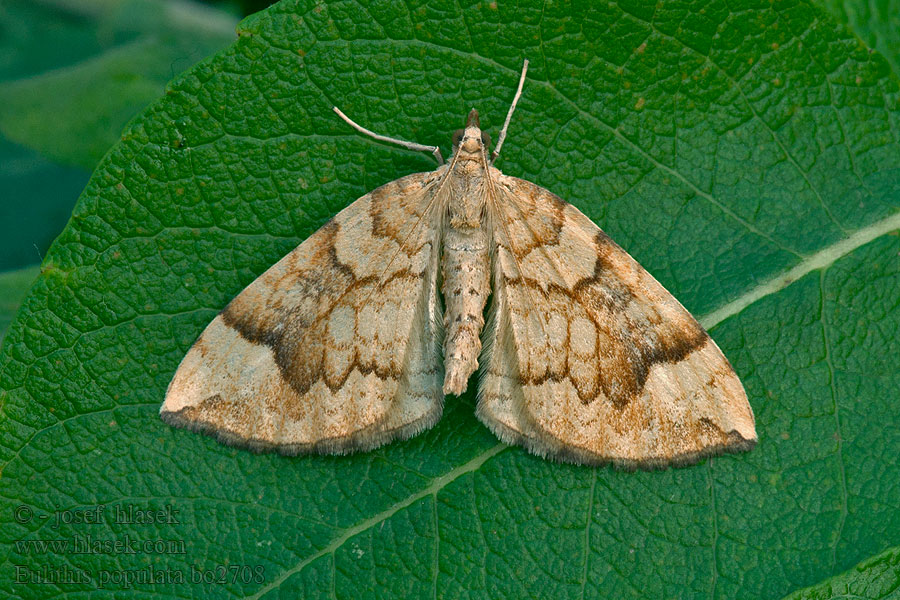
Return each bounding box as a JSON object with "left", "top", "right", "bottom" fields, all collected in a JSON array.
[
  {"left": 491, "top": 58, "right": 529, "bottom": 165},
  {"left": 332, "top": 106, "right": 444, "bottom": 165}
]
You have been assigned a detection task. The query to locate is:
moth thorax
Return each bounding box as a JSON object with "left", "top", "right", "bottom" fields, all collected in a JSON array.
[{"left": 447, "top": 167, "right": 487, "bottom": 229}]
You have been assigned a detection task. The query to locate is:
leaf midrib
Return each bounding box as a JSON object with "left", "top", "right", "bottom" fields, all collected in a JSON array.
[
  {"left": 700, "top": 211, "right": 900, "bottom": 328},
  {"left": 246, "top": 444, "right": 509, "bottom": 599}
]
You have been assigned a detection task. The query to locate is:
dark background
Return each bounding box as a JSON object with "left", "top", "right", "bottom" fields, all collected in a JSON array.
[{"left": 0, "top": 0, "right": 276, "bottom": 340}]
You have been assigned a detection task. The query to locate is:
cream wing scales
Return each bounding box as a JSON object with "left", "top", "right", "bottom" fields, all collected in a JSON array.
[
  {"left": 477, "top": 174, "right": 757, "bottom": 468},
  {"left": 161, "top": 170, "right": 446, "bottom": 454},
  {"left": 163, "top": 59, "right": 758, "bottom": 467}
]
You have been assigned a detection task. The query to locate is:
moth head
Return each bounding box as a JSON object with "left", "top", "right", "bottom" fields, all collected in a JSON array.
[{"left": 451, "top": 109, "right": 491, "bottom": 159}]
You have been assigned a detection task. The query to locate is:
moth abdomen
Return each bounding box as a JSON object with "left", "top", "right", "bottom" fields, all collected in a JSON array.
[{"left": 441, "top": 225, "right": 491, "bottom": 396}]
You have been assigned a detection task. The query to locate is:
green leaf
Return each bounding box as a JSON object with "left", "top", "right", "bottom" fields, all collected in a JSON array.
[
  {"left": 2, "top": 0, "right": 900, "bottom": 598},
  {"left": 781, "top": 544, "right": 900, "bottom": 600}
]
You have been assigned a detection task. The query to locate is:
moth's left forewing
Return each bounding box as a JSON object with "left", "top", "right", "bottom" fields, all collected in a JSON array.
[{"left": 478, "top": 174, "right": 756, "bottom": 468}]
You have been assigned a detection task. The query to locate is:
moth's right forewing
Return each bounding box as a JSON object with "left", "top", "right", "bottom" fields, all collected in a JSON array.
[
  {"left": 162, "top": 170, "right": 447, "bottom": 454},
  {"left": 478, "top": 175, "right": 756, "bottom": 468}
]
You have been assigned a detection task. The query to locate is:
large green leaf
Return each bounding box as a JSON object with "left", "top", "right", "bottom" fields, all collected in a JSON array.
[{"left": 2, "top": 0, "right": 900, "bottom": 597}]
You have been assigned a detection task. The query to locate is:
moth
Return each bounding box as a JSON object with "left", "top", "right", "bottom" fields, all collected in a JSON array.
[{"left": 161, "top": 60, "right": 756, "bottom": 468}]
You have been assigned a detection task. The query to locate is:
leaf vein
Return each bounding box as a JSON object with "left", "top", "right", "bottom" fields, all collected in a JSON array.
[{"left": 245, "top": 444, "right": 507, "bottom": 599}]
